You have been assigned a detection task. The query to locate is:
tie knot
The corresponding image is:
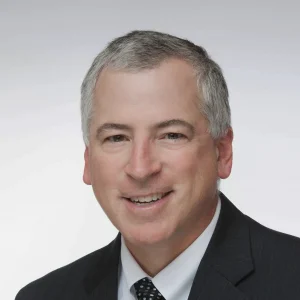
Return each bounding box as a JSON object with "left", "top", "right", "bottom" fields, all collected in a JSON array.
[{"left": 134, "top": 277, "right": 165, "bottom": 300}]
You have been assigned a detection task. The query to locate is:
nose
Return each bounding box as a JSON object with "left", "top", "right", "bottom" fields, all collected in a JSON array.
[{"left": 124, "top": 140, "right": 162, "bottom": 183}]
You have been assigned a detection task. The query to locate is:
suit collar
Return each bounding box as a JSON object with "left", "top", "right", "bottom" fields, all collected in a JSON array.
[{"left": 188, "top": 192, "right": 254, "bottom": 300}]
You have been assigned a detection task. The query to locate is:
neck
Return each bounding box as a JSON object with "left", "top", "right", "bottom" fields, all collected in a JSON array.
[{"left": 124, "top": 196, "right": 218, "bottom": 277}]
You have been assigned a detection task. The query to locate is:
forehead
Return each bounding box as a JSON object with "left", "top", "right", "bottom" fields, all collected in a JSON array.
[
  {"left": 92, "top": 59, "right": 206, "bottom": 130},
  {"left": 95, "top": 58, "right": 198, "bottom": 101}
]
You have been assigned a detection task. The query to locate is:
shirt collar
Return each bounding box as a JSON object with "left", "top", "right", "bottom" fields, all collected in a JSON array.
[{"left": 120, "top": 197, "right": 221, "bottom": 299}]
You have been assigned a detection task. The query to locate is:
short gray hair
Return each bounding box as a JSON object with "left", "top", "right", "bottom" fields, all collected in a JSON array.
[{"left": 81, "top": 30, "right": 231, "bottom": 146}]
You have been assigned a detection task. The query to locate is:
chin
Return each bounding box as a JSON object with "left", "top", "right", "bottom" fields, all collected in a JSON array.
[{"left": 122, "top": 223, "right": 173, "bottom": 247}]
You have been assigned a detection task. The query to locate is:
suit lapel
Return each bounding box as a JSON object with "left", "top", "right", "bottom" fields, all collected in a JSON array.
[
  {"left": 188, "top": 262, "right": 250, "bottom": 300},
  {"left": 83, "top": 233, "right": 121, "bottom": 300},
  {"left": 188, "top": 192, "right": 254, "bottom": 300}
]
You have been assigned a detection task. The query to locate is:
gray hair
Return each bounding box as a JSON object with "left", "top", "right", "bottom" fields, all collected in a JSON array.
[{"left": 81, "top": 30, "right": 231, "bottom": 146}]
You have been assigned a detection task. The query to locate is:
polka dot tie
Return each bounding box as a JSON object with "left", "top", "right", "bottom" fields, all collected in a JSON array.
[{"left": 134, "top": 277, "right": 166, "bottom": 300}]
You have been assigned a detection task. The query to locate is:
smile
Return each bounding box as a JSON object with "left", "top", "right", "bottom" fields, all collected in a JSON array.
[{"left": 124, "top": 191, "right": 172, "bottom": 204}]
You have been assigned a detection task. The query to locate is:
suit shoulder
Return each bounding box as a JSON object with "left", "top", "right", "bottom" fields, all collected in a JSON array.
[
  {"left": 15, "top": 241, "right": 115, "bottom": 300},
  {"left": 245, "top": 214, "right": 300, "bottom": 264},
  {"left": 235, "top": 215, "right": 300, "bottom": 296}
]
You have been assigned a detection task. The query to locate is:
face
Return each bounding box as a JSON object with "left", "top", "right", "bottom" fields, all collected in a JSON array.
[{"left": 83, "top": 59, "right": 233, "bottom": 249}]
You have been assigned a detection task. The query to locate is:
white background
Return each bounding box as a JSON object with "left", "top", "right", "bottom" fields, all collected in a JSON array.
[{"left": 1, "top": 1, "right": 299, "bottom": 299}]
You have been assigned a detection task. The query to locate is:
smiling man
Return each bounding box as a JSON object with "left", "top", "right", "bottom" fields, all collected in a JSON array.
[{"left": 16, "top": 31, "right": 300, "bottom": 300}]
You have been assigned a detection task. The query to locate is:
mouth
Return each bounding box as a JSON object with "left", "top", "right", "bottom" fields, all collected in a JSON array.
[{"left": 123, "top": 190, "right": 173, "bottom": 206}]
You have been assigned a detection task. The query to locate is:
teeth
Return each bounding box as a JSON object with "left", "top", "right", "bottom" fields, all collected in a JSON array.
[{"left": 130, "top": 193, "right": 166, "bottom": 203}]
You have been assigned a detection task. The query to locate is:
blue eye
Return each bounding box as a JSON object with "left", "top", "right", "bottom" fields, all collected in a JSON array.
[
  {"left": 165, "top": 133, "right": 186, "bottom": 140},
  {"left": 105, "top": 135, "right": 127, "bottom": 143},
  {"left": 104, "top": 133, "right": 186, "bottom": 143}
]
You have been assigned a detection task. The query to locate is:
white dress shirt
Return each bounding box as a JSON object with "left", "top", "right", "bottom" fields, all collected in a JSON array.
[{"left": 118, "top": 197, "right": 221, "bottom": 300}]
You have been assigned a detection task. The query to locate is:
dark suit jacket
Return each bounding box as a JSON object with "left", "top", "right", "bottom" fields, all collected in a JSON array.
[{"left": 15, "top": 192, "right": 300, "bottom": 299}]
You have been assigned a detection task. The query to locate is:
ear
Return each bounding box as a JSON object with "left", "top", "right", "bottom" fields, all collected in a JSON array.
[
  {"left": 216, "top": 128, "right": 234, "bottom": 179},
  {"left": 83, "top": 146, "right": 92, "bottom": 185}
]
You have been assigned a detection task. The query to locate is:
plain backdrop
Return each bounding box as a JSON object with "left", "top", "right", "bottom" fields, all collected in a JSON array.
[{"left": 1, "top": 1, "right": 299, "bottom": 299}]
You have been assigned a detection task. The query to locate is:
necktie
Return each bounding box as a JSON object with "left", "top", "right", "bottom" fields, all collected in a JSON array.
[{"left": 134, "top": 277, "right": 166, "bottom": 300}]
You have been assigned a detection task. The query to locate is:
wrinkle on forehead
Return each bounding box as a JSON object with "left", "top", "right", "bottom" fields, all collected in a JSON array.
[
  {"left": 92, "top": 58, "right": 207, "bottom": 135},
  {"left": 95, "top": 58, "right": 200, "bottom": 104}
]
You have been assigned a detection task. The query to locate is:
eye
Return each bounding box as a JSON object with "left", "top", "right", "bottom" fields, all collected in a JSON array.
[
  {"left": 164, "top": 133, "right": 186, "bottom": 140},
  {"left": 104, "top": 135, "right": 127, "bottom": 143}
]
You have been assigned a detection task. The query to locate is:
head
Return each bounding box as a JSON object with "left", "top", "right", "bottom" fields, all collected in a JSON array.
[{"left": 81, "top": 31, "right": 233, "bottom": 248}]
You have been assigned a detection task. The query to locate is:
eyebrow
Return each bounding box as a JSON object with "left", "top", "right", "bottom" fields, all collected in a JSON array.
[{"left": 96, "top": 119, "right": 195, "bottom": 137}]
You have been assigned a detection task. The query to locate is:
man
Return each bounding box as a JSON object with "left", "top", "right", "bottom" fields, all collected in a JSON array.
[{"left": 16, "top": 30, "right": 300, "bottom": 300}]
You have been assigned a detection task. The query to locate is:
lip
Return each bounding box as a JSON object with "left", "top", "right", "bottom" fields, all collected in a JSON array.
[
  {"left": 122, "top": 191, "right": 173, "bottom": 216},
  {"left": 122, "top": 190, "right": 172, "bottom": 199}
]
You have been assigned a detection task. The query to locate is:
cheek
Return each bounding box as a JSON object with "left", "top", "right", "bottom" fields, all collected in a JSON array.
[
  {"left": 166, "top": 147, "right": 204, "bottom": 172},
  {"left": 89, "top": 153, "right": 121, "bottom": 187},
  {"left": 169, "top": 146, "right": 217, "bottom": 184}
]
